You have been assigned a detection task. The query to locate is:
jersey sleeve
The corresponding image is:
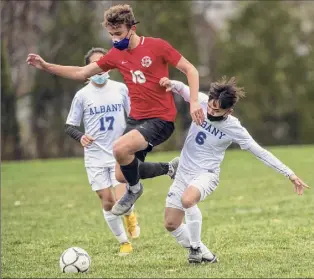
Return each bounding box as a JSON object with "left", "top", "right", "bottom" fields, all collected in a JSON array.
[
  {"left": 157, "top": 39, "right": 182, "bottom": 67},
  {"left": 96, "top": 49, "right": 117, "bottom": 71},
  {"left": 121, "top": 84, "right": 131, "bottom": 116},
  {"left": 171, "top": 80, "right": 208, "bottom": 105},
  {"left": 246, "top": 141, "right": 294, "bottom": 177},
  {"left": 66, "top": 93, "right": 84, "bottom": 126},
  {"left": 225, "top": 118, "right": 254, "bottom": 150},
  {"left": 225, "top": 119, "right": 294, "bottom": 177}
]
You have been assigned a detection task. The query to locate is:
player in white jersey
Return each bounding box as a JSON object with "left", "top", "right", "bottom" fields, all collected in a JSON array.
[
  {"left": 65, "top": 48, "right": 179, "bottom": 256},
  {"left": 160, "top": 77, "right": 310, "bottom": 264},
  {"left": 65, "top": 48, "right": 137, "bottom": 256}
]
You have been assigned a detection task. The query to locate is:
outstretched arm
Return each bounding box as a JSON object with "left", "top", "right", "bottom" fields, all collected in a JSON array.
[
  {"left": 247, "top": 141, "right": 294, "bottom": 177},
  {"left": 26, "top": 53, "right": 102, "bottom": 81},
  {"left": 159, "top": 77, "right": 208, "bottom": 104},
  {"left": 227, "top": 121, "right": 310, "bottom": 195},
  {"left": 246, "top": 142, "right": 309, "bottom": 195}
]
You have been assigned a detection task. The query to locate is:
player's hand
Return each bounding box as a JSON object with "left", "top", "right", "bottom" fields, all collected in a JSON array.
[
  {"left": 159, "top": 77, "right": 173, "bottom": 92},
  {"left": 26, "top": 53, "right": 47, "bottom": 70},
  {"left": 190, "top": 101, "right": 205, "bottom": 125},
  {"left": 80, "top": 134, "right": 95, "bottom": 147},
  {"left": 289, "top": 174, "right": 310, "bottom": 195}
]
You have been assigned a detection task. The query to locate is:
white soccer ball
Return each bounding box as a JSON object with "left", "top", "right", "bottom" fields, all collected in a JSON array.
[{"left": 59, "top": 247, "right": 91, "bottom": 273}]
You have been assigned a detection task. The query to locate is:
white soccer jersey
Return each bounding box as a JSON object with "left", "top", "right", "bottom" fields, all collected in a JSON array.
[
  {"left": 171, "top": 81, "right": 294, "bottom": 178},
  {"left": 66, "top": 80, "right": 130, "bottom": 167}
]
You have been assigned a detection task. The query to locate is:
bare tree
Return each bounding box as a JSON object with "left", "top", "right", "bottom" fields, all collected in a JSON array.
[{"left": 1, "top": 0, "right": 57, "bottom": 158}]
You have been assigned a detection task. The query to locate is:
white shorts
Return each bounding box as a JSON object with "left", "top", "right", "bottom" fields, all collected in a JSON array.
[
  {"left": 86, "top": 166, "right": 120, "bottom": 191},
  {"left": 166, "top": 169, "right": 219, "bottom": 210}
]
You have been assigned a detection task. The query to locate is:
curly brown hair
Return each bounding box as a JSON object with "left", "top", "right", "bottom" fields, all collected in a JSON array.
[
  {"left": 208, "top": 77, "right": 246, "bottom": 109},
  {"left": 102, "top": 4, "right": 136, "bottom": 29}
]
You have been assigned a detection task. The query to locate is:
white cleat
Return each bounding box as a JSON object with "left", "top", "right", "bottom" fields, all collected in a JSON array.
[{"left": 202, "top": 252, "right": 218, "bottom": 263}]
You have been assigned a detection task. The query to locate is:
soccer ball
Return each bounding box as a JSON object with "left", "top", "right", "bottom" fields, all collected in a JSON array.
[{"left": 59, "top": 247, "right": 91, "bottom": 273}]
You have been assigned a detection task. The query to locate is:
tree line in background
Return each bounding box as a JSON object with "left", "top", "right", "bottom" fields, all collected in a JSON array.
[{"left": 1, "top": 0, "right": 313, "bottom": 160}]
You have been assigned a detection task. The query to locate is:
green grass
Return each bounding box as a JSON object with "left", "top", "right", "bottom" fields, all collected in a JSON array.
[{"left": 2, "top": 145, "right": 314, "bottom": 278}]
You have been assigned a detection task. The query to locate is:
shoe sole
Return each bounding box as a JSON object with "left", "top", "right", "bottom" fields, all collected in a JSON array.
[
  {"left": 112, "top": 202, "right": 137, "bottom": 216},
  {"left": 118, "top": 252, "right": 132, "bottom": 256},
  {"left": 188, "top": 258, "right": 202, "bottom": 264},
  {"left": 202, "top": 255, "right": 218, "bottom": 264},
  {"left": 112, "top": 206, "right": 127, "bottom": 216},
  {"left": 130, "top": 225, "right": 140, "bottom": 239},
  {"left": 131, "top": 234, "right": 140, "bottom": 239},
  {"left": 112, "top": 189, "right": 143, "bottom": 216}
]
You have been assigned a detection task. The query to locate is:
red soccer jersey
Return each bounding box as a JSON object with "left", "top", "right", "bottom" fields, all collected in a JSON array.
[{"left": 96, "top": 36, "right": 182, "bottom": 122}]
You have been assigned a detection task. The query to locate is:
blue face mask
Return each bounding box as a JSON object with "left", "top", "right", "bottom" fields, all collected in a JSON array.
[
  {"left": 90, "top": 72, "right": 110, "bottom": 85},
  {"left": 112, "top": 30, "right": 131, "bottom": 50}
]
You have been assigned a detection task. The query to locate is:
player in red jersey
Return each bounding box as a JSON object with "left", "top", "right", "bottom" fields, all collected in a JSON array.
[{"left": 26, "top": 4, "right": 204, "bottom": 216}]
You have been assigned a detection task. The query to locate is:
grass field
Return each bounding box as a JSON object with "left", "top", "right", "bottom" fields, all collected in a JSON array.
[{"left": 2, "top": 145, "right": 314, "bottom": 278}]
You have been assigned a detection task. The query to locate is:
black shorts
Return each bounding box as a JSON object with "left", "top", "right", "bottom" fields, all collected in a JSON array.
[{"left": 123, "top": 117, "right": 175, "bottom": 162}]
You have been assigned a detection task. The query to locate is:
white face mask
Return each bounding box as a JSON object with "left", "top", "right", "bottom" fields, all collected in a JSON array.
[{"left": 90, "top": 72, "right": 110, "bottom": 85}]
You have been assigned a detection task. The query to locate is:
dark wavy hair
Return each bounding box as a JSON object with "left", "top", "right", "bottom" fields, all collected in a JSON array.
[{"left": 208, "top": 76, "right": 246, "bottom": 109}]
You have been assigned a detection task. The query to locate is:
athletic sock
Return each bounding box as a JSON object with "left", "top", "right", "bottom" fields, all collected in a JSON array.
[
  {"left": 126, "top": 182, "right": 141, "bottom": 193},
  {"left": 171, "top": 223, "right": 190, "bottom": 249},
  {"left": 138, "top": 161, "right": 169, "bottom": 179},
  {"left": 120, "top": 157, "right": 140, "bottom": 186},
  {"left": 185, "top": 205, "right": 202, "bottom": 249},
  {"left": 103, "top": 210, "right": 128, "bottom": 244}
]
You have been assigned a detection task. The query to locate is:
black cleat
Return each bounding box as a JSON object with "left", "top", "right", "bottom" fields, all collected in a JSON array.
[{"left": 188, "top": 247, "right": 203, "bottom": 264}]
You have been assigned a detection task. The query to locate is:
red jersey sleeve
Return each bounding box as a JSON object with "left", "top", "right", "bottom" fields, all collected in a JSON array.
[
  {"left": 96, "top": 48, "right": 117, "bottom": 71},
  {"left": 156, "top": 38, "right": 182, "bottom": 67}
]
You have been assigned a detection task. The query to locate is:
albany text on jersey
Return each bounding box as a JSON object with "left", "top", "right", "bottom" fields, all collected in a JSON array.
[{"left": 66, "top": 80, "right": 130, "bottom": 167}]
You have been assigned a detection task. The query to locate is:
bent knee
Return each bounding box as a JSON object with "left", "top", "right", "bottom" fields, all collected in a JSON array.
[
  {"left": 102, "top": 200, "right": 115, "bottom": 211},
  {"left": 181, "top": 187, "right": 201, "bottom": 209},
  {"left": 181, "top": 196, "right": 196, "bottom": 209},
  {"left": 164, "top": 219, "right": 180, "bottom": 232},
  {"left": 112, "top": 141, "right": 125, "bottom": 159},
  {"left": 96, "top": 190, "right": 115, "bottom": 211}
]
